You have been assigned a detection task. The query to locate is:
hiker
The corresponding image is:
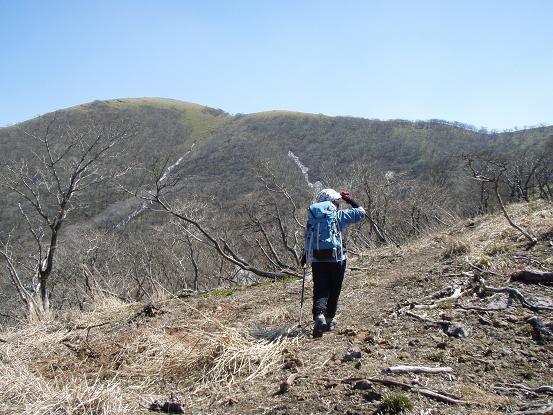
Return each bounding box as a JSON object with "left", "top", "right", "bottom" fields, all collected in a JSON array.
[{"left": 301, "top": 188, "right": 365, "bottom": 337}]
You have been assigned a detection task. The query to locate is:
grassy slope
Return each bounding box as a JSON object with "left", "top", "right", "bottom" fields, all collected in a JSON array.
[
  {"left": 100, "top": 97, "right": 231, "bottom": 141},
  {"left": 1, "top": 201, "right": 552, "bottom": 414}
]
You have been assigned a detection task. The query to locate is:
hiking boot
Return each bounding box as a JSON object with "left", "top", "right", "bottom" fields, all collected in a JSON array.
[
  {"left": 325, "top": 317, "right": 337, "bottom": 331},
  {"left": 313, "top": 314, "right": 327, "bottom": 338}
]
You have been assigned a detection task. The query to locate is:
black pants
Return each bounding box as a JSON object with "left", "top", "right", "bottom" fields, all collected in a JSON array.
[{"left": 312, "top": 260, "right": 347, "bottom": 319}]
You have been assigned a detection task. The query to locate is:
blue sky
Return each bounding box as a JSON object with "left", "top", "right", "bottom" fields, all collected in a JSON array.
[{"left": 1, "top": 0, "right": 552, "bottom": 130}]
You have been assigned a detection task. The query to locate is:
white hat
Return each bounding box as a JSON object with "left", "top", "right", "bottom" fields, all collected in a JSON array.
[{"left": 315, "top": 188, "right": 342, "bottom": 203}]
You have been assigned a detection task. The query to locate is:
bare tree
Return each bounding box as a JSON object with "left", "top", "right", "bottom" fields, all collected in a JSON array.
[
  {"left": 0, "top": 115, "right": 134, "bottom": 318},
  {"left": 465, "top": 152, "right": 538, "bottom": 245},
  {"left": 123, "top": 157, "right": 301, "bottom": 282}
]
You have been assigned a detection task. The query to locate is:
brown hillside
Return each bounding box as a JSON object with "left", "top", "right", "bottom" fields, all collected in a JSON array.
[{"left": 1, "top": 201, "right": 552, "bottom": 414}]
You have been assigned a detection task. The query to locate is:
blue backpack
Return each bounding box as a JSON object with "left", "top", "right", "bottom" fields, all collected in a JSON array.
[{"left": 304, "top": 201, "right": 343, "bottom": 262}]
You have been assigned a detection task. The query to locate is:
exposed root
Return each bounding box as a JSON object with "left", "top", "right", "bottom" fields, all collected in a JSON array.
[
  {"left": 478, "top": 278, "right": 553, "bottom": 312},
  {"left": 494, "top": 383, "right": 553, "bottom": 395},
  {"left": 405, "top": 311, "right": 470, "bottom": 338}
]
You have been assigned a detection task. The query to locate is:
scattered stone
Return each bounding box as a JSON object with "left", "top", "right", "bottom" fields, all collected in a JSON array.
[
  {"left": 342, "top": 347, "right": 362, "bottom": 362},
  {"left": 339, "top": 326, "right": 358, "bottom": 337},
  {"left": 492, "top": 319, "right": 509, "bottom": 328},
  {"left": 408, "top": 339, "right": 420, "bottom": 347},
  {"left": 364, "top": 334, "right": 376, "bottom": 344},
  {"left": 225, "top": 397, "right": 237, "bottom": 406},
  {"left": 353, "top": 380, "right": 373, "bottom": 390},
  {"left": 149, "top": 401, "right": 185, "bottom": 414},
  {"left": 325, "top": 381, "right": 339, "bottom": 389},
  {"left": 436, "top": 342, "right": 447, "bottom": 350},
  {"left": 439, "top": 313, "right": 453, "bottom": 321},
  {"left": 446, "top": 323, "right": 470, "bottom": 338},
  {"left": 282, "top": 357, "right": 303, "bottom": 370},
  {"left": 363, "top": 390, "right": 382, "bottom": 402},
  {"left": 478, "top": 316, "right": 492, "bottom": 326}
]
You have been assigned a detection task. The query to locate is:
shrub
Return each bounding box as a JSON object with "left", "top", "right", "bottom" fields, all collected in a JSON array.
[
  {"left": 483, "top": 241, "right": 509, "bottom": 256},
  {"left": 377, "top": 393, "right": 414, "bottom": 414}
]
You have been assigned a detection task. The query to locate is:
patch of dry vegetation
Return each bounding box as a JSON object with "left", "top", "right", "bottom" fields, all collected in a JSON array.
[{"left": 0, "top": 296, "right": 298, "bottom": 413}]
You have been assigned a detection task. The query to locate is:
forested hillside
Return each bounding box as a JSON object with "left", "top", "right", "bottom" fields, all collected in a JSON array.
[{"left": 0, "top": 98, "right": 552, "bottom": 323}]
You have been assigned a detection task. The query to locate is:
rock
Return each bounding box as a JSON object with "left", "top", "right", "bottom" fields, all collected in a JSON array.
[
  {"left": 446, "top": 323, "right": 470, "bottom": 338},
  {"left": 149, "top": 401, "right": 185, "bottom": 414},
  {"left": 342, "top": 347, "right": 362, "bottom": 362},
  {"left": 492, "top": 319, "right": 509, "bottom": 328},
  {"left": 436, "top": 342, "right": 447, "bottom": 350},
  {"left": 353, "top": 380, "right": 373, "bottom": 390},
  {"left": 282, "top": 357, "right": 303, "bottom": 370},
  {"left": 408, "top": 339, "right": 419, "bottom": 347},
  {"left": 364, "top": 334, "right": 376, "bottom": 344},
  {"left": 339, "top": 327, "right": 358, "bottom": 337},
  {"left": 478, "top": 316, "right": 492, "bottom": 326},
  {"left": 363, "top": 390, "right": 382, "bottom": 402}
]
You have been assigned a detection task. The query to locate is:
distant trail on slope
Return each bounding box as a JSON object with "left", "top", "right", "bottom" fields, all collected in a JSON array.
[{"left": 288, "top": 151, "right": 322, "bottom": 197}]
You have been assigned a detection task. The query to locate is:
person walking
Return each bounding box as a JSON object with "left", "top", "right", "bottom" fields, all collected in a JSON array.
[{"left": 301, "top": 188, "right": 365, "bottom": 337}]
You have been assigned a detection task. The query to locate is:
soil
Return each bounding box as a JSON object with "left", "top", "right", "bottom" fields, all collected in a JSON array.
[{"left": 2, "top": 202, "right": 552, "bottom": 414}]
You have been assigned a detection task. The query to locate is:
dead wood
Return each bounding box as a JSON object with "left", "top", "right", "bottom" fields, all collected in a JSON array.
[
  {"left": 479, "top": 278, "right": 553, "bottom": 312},
  {"left": 456, "top": 304, "right": 507, "bottom": 312},
  {"left": 405, "top": 311, "right": 470, "bottom": 338},
  {"left": 327, "top": 376, "right": 470, "bottom": 405},
  {"left": 412, "top": 286, "right": 471, "bottom": 310},
  {"left": 128, "top": 303, "right": 167, "bottom": 323},
  {"left": 510, "top": 270, "right": 553, "bottom": 285},
  {"left": 496, "top": 383, "right": 553, "bottom": 395},
  {"left": 466, "top": 262, "right": 503, "bottom": 277},
  {"left": 382, "top": 365, "right": 453, "bottom": 375},
  {"left": 366, "top": 377, "right": 469, "bottom": 405},
  {"left": 348, "top": 266, "right": 370, "bottom": 271}
]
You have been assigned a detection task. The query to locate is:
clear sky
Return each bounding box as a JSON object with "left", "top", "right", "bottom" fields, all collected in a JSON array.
[{"left": 1, "top": 0, "right": 552, "bottom": 130}]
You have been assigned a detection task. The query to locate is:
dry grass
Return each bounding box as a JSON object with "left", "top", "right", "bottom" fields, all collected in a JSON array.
[
  {"left": 441, "top": 236, "right": 471, "bottom": 258},
  {"left": 0, "top": 297, "right": 298, "bottom": 413},
  {"left": 0, "top": 362, "right": 130, "bottom": 415}
]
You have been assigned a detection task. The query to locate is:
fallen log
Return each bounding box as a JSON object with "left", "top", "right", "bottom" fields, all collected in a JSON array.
[
  {"left": 510, "top": 270, "right": 553, "bottom": 285},
  {"left": 382, "top": 365, "right": 453, "bottom": 375}
]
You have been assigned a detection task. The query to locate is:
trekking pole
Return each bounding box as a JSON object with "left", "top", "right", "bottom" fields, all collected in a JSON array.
[{"left": 299, "top": 266, "right": 307, "bottom": 327}]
